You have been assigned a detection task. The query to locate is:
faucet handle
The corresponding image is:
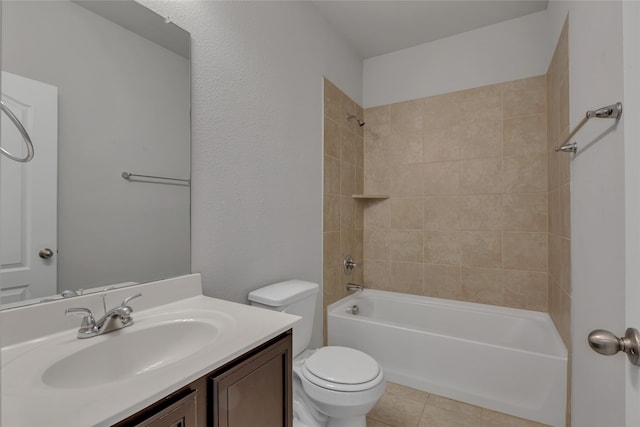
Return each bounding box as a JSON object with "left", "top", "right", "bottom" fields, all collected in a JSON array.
[
  {"left": 65, "top": 307, "right": 96, "bottom": 329},
  {"left": 121, "top": 293, "right": 142, "bottom": 307}
]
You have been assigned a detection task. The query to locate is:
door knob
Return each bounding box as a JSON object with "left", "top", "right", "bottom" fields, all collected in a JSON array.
[
  {"left": 39, "top": 248, "right": 54, "bottom": 259},
  {"left": 588, "top": 328, "right": 640, "bottom": 366}
]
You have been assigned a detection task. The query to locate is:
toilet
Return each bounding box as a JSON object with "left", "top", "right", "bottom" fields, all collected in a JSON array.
[{"left": 248, "top": 280, "right": 385, "bottom": 427}]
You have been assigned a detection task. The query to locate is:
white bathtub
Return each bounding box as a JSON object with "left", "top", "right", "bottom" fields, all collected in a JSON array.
[{"left": 327, "top": 290, "right": 567, "bottom": 427}]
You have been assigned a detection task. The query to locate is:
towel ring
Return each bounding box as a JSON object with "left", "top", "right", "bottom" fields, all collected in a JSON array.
[{"left": 1, "top": 100, "right": 34, "bottom": 163}]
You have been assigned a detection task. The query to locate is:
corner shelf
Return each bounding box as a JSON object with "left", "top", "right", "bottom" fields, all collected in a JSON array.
[{"left": 351, "top": 194, "right": 389, "bottom": 200}]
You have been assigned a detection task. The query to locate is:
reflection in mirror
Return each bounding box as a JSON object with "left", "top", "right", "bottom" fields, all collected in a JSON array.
[{"left": 0, "top": 0, "right": 191, "bottom": 309}]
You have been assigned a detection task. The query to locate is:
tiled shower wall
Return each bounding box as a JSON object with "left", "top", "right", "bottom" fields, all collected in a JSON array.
[
  {"left": 547, "top": 18, "right": 571, "bottom": 350},
  {"left": 323, "top": 78, "right": 364, "bottom": 338},
  {"left": 362, "top": 76, "right": 549, "bottom": 311}
]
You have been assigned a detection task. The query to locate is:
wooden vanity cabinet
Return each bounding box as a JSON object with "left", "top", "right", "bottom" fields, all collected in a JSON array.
[{"left": 113, "top": 331, "right": 292, "bottom": 427}]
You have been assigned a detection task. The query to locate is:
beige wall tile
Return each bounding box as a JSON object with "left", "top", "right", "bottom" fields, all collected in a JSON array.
[
  {"left": 548, "top": 189, "right": 560, "bottom": 235},
  {"left": 503, "top": 75, "right": 546, "bottom": 119},
  {"left": 341, "top": 128, "right": 358, "bottom": 166},
  {"left": 460, "top": 84, "right": 502, "bottom": 123},
  {"left": 390, "top": 163, "right": 424, "bottom": 196},
  {"left": 424, "top": 231, "right": 461, "bottom": 266},
  {"left": 323, "top": 231, "right": 340, "bottom": 271},
  {"left": 459, "top": 195, "right": 502, "bottom": 231},
  {"left": 365, "top": 134, "right": 391, "bottom": 170},
  {"left": 503, "top": 270, "right": 548, "bottom": 312},
  {"left": 364, "top": 105, "right": 391, "bottom": 139},
  {"left": 391, "top": 98, "right": 424, "bottom": 134},
  {"left": 503, "top": 192, "right": 548, "bottom": 232},
  {"left": 364, "top": 167, "right": 389, "bottom": 195},
  {"left": 324, "top": 155, "right": 340, "bottom": 195},
  {"left": 424, "top": 92, "right": 461, "bottom": 130},
  {"left": 322, "top": 266, "right": 341, "bottom": 307},
  {"left": 460, "top": 158, "right": 502, "bottom": 194},
  {"left": 423, "top": 264, "right": 461, "bottom": 299},
  {"left": 460, "top": 119, "right": 502, "bottom": 159},
  {"left": 323, "top": 78, "right": 342, "bottom": 122},
  {"left": 390, "top": 230, "right": 423, "bottom": 262},
  {"left": 390, "top": 261, "right": 424, "bottom": 294},
  {"left": 323, "top": 195, "right": 340, "bottom": 232},
  {"left": 424, "top": 123, "right": 460, "bottom": 163},
  {"left": 548, "top": 233, "right": 561, "bottom": 285},
  {"left": 364, "top": 199, "right": 390, "bottom": 230},
  {"left": 340, "top": 196, "right": 355, "bottom": 231},
  {"left": 460, "top": 231, "right": 502, "bottom": 268},
  {"left": 503, "top": 232, "right": 548, "bottom": 272},
  {"left": 503, "top": 154, "right": 548, "bottom": 193},
  {"left": 560, "top": 183, "right": 571, "bottom": 238},
  {"left": 356, "top": 166, "right": 364, "bottom": 194},
  {"left": 503, "top": 114, "right": 547, "bottom": 158},
  {"left": 364, "top": 230, "right": 389, "bottom": 260},
  {"left": 341, "top": 162, "right": 356, "bottom": 196},
  {"left": 324, "top": 117, "right": 340, "bottom": 159},
  {"left": 390, "top": 131, "right": 424, "bottom": 165},
  {"left": 364, "top": 259, "right": 390, "bottom": 290},
  {"left": 461, "top": 267, "right": 503, "bottom": 305},
  {"left": 424, "top": 161, "right": 461, "bottom": 196},
  {"left": 424, "top": 92, "right": 461, "bottom": 163},
  {"left": 391, "top": 198, "right": 424, "bottom": 229},
  {"left": 354, "top": 197, "right": 364, "bottom": 230},
  {"left": 559, "top": 237, "right": 571, "bottom": 293},
  {"left": 424, "top": 196, "right": 461, "bottom": 231}
]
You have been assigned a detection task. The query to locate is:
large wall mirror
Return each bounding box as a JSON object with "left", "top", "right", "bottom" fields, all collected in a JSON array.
[{"left": 0, "top": 0, "right": 191, "bottom": 308}]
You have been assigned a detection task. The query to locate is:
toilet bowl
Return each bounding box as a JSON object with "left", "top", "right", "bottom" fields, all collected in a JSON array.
[
  {"left": 248, "top": 280, "right": 385, "bottom": 427},
  {"left": 295, "top": 347, "right": 385, "bottom": 427}
]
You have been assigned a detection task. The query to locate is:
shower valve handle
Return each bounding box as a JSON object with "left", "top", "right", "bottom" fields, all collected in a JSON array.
[{"left": 343, "top": 255, "right": 358, "bottom": 275}]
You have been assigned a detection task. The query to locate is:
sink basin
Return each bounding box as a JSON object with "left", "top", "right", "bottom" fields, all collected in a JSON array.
[{"left": 42, "top": 319, "right": 218, "bottom": 388}]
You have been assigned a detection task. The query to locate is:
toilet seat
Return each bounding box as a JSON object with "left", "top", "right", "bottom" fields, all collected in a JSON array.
[{"left": 301, "top": 346, "right": 383, "bottom": 392}]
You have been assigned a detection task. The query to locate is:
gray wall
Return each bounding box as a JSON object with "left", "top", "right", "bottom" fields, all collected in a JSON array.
[
  {"left": 2, "top": 1, "right": 190, "bottom": 291},
  {"left": 141, "top": 0, "right": 363, "bottom": 348}
]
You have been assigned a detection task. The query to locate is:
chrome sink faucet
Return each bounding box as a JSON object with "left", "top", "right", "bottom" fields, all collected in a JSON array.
[{"left": 65, "top": 293, "right": 142, "bottom": 339}]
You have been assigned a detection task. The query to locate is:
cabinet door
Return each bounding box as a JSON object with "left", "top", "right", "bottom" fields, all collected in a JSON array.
[
  {"left": 210, "top": 334, "right": 292, "bottom": 427},
  {"left": 114, "top": 389, "right": 198, "bottom": 427}
]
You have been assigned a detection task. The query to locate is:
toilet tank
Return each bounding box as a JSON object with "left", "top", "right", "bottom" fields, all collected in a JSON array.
[{"left": 248, "top": 280, "right": 318, "bottom": 357}]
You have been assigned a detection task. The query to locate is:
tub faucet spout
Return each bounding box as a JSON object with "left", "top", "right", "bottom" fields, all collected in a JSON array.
[{"left": 346, "top": 283, "right": 363, "bottom": 292}]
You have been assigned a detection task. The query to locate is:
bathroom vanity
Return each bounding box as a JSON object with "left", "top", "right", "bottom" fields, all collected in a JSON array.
[
  {"left": 0, "top": 274, "right": 298, "bottom": 427},
  {"left": 114, "top": 331, "right": 292, "bottom": 427}
]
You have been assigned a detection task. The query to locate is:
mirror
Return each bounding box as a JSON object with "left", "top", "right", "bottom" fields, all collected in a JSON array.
[{"left": 0, "top": 0, "right": 191, "bottom": 308}]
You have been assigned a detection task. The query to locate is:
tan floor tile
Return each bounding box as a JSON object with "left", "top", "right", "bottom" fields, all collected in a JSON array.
[
  {"left": 427, "top": 395, "right": 483, "bottom": 419},
  {"left": 368, "top": 392, "right": 425, "bottom": 427},
  {"left": 418, "top": 404, "right": 479, "bottom": 427},
  {"left": 481, "top": 409, "right": 550, "bottom": 427},
  {"left": 367, "top": 418, "right": 393, "bottom": 427},
  {"left": 385, "top": 382, "right": 430, "bottom": 404}
]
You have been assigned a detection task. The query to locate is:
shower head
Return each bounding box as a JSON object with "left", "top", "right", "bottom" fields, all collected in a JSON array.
[{"left": 346, "top": 113, "right": 365, "bottom": 127}]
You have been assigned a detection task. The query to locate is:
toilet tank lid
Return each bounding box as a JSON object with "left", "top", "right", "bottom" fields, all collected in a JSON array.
[{"left": 248, "top": 280, "right": 319, "bottom": 306}]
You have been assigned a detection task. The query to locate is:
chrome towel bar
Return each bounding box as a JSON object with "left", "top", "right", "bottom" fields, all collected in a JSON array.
[
  {"left": 555, "top": 102, "right": 622, "bottom": 154},
  {"left": 121, "top": 171, "right": 190, "bottom": 185},
  {"left": 1, "top": 100, "right": 34, "bottom": 163}
]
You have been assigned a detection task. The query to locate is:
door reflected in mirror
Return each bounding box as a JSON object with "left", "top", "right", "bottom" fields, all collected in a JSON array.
[{"left": 0, "top": 0, "right": 191, "bottom": 308}]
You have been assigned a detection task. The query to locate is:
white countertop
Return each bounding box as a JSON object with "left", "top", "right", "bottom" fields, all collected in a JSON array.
[{"left": 1, "top": 275, "right": 299, "bottom": 427}]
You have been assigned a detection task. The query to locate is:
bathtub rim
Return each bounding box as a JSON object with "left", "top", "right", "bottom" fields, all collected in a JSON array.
[{"left": 327, "top": 289, "right": 568, "bottom": 359}]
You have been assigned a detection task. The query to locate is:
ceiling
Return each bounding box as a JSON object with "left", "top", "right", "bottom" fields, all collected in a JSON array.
[{"left": 312, "top": 1, "right": 549, "bottom": 59}]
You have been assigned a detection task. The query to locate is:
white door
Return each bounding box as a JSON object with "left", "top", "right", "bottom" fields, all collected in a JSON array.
[
  {"left": 624, "top": 2, "right": 640, "bottom": 425},
  {"left": 1, "top": 71, "right": 57, "bottom": 303}
]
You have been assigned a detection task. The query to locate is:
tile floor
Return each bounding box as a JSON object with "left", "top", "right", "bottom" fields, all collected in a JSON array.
[{"left": 366, "top": 382, "right": 551, "bottom": 427}]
